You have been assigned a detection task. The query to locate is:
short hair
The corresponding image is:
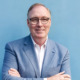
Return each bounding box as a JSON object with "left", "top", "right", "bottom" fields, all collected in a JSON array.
[{"left": 27, "top": 3, "right": 51, "bottom": 18}]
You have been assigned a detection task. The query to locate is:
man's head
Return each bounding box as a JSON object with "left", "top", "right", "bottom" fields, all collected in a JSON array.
[
  {"left": 27, "top": 3, "right": 51, "bottom": 18},
  {"left": 27, "top": 3, "right": 51, "bottom": 39}
]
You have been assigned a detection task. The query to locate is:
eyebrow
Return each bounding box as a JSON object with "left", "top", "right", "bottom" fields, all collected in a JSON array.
[{"left": 29, "top": 16, "right": 50, "bottom": 19}]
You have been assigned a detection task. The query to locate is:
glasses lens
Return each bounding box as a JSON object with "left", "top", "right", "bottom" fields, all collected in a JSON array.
[
  {"left": 29, "top": 18, "right": 38, "bottom": 24},
  {"left": 29, "top": 17, "right": 50, "bottom": 24},
  {"left": 41, "top": 18, "right": 49, "bottom": 24}
]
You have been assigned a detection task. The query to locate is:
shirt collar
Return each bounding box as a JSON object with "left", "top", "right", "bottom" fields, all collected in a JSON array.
[{"left": 30, "top": 35, "right": 48, "bottom": 47}]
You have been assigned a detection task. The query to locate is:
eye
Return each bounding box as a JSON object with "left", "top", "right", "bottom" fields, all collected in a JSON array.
[
  {"left": 41, "top": 18, "right": 49, "bottom": 21},
  {"left": 29, "top": 18, "right": 38, "bottom": 21}
]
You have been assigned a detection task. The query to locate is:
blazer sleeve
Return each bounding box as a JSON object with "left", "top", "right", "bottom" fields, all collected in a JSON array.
[
  {"left": 2, "top": 43, "right": 44, "bottom": 80},
  {"left": 60, "top": 50, "right": 71, "bottom": 76}
]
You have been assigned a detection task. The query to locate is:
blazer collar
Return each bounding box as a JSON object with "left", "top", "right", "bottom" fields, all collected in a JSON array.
[
  {"left": 41, "top": 39, "right": 56, "bottom": 77},
  {"left": 24, "top": 35, "right": 33, "bottom": 45},
  {"left": 23, "top": 35, "right": 41, "bottom": 77}
]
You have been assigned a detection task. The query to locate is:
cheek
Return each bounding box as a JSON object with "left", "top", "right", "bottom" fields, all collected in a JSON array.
[
  {"left": 46, "top": 27, "right": 50, "bottom": 32},
  {"left": 29, "top": 24, "right": 36, "bottom": 30},
  {"left": 45, "top": 25, "right": 51, "bottom": 31},
  {"left": 30, "top": 27, "right": 37, "bottom": 34},
  {"left": 45, "top": 21, "right": 51, "bottom": 30},
  {"left": 45, "top": 26, "right": 51, "bottom": 34}
]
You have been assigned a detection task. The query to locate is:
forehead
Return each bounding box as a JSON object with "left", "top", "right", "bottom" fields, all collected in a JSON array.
[{"left": 28, "top": 6, "right": 50, "bottom": 18}]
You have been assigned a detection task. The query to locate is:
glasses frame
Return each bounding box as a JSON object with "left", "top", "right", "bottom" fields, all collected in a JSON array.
[{"left": 28, "top": 17, "right": 50, "bottom": 25}]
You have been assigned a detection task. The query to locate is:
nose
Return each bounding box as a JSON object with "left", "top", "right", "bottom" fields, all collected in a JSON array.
[{"left": 37, "top": 19, "right": 43, "bottom": 26}]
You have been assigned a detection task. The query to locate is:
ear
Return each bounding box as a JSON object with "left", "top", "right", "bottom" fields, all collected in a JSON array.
[
  {"left": 27, "top": 19, "right": 29, "bottom": 27},
  {"left": 49, "top": 19, "right": 51, "bottom": 26}
]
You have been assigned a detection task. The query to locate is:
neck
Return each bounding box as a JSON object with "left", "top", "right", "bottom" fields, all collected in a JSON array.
[{"left": 32, "top": 36, "right": 47, "bottom": 47}]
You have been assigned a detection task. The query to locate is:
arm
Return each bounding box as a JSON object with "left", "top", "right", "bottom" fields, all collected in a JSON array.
[
  {"left": 2, "top": 43, "right": 44, "bottom": 80},
  {"left": 60, "top": 50, "right": 71, "bottom": 76},
  {"left": 8, "top": 68, "right": 71, "bottom": 80},
  {"left": 47, "top": 49, "right": 71, "bottom": 80},
  {"left": 47, "top": 71, "right": 71, "bottom": 80}
]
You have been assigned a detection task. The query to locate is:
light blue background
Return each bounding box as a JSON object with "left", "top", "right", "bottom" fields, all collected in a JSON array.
[{"left": 0, "top": 0, "right": 80, "bottom": 80}]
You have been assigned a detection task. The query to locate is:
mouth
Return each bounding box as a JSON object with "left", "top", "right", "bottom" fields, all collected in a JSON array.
[{"left": 35, "top": 29, "right": 45, "bottom": 32}]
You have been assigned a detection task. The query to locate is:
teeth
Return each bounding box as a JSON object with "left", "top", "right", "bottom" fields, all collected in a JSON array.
[{"left": 36, "top": 29, "right": 44, "bottom": 31}]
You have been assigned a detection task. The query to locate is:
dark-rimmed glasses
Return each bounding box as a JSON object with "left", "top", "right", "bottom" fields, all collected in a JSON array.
[{"left": 28, "top": 17, "right": 50, "bottom": 25}]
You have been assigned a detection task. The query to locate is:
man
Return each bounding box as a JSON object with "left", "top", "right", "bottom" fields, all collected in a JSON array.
[{"left": 2, "top": 3, "right": 71, "bottom": 80}]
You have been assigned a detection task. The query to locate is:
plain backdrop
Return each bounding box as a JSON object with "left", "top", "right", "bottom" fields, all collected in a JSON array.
[{"left": 0, "top": 0, "right": 80, "bottom": 80}]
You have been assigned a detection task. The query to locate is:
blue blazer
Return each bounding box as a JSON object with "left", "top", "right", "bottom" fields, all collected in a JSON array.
[{"left": 2, "top": 35, "right": 71, "bottom": 80}]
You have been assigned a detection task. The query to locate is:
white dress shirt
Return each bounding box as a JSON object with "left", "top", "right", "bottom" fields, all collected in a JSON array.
[{"left": 31, "top": 36, "right": 48, "bottom": 80}]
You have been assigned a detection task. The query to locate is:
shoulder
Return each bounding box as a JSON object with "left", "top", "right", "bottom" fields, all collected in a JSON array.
[
  {"left": 5, "top": 35, "right": 30, "bottom": 49},
  {"left": 48, "top": 39, "right": 69, "bottom": 54},
  {"left": 48, "top": 39, "right": 67, "bottom": 48}
]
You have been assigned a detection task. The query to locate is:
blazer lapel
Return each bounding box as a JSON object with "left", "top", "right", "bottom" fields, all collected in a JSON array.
[
  {"left": 23, "top": 35, "right": 40, "bottom": 77},
  {"left": 41, "top": 39, "right": 56, "bottom": 77}
]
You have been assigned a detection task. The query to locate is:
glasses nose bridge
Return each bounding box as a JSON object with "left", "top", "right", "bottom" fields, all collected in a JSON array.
[{"left": 37, "top": 18, "right": 42, "bottom": 24}]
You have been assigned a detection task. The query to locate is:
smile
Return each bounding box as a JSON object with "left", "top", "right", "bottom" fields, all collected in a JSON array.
[{"left": 35, "top": 29, "right": 45, "bottom": 31}]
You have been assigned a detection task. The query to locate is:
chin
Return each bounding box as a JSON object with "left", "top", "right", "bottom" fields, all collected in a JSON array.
[{"left": 36, "top": 34, "right": 46, "bottom": 38}]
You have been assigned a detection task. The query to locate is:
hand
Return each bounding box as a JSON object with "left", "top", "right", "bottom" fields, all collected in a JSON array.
[
  {"left": 47, "top": 71, "right": 71, "bottom": 80},
  {"left": 8, "top": 68, "right": 21, "bottom": 77}
]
